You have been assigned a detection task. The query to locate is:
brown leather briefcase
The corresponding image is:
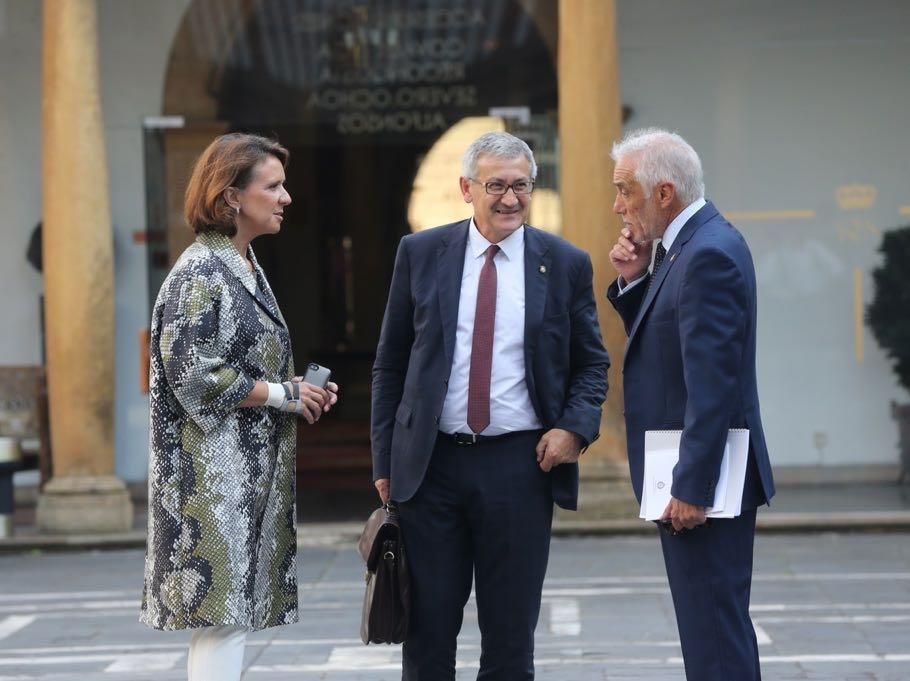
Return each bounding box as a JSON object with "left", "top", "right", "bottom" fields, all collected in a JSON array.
[{"left": 358, "top": 503, "right": 410, "bottom": 644}]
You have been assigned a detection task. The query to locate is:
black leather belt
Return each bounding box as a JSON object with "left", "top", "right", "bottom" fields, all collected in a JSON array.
[{"left": 439, "top": 430, "right": 538, "bottom": 446}]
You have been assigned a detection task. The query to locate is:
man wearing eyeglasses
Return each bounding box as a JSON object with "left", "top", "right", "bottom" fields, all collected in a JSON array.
[{"left": 371, "top": 131, "right": 609, "bottom": 680}]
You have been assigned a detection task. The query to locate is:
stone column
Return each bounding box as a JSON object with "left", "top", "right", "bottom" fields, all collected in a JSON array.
[
  {"left": 37, "top": 0, "right": 133, "bottom": 533},
  {"left": 557, "top": 0, "right": 637, "bottom": 519}
]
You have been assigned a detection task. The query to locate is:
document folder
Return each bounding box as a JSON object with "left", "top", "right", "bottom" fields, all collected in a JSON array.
[{"left": 640, "top": 429, "right": 750, "bottom": 521}]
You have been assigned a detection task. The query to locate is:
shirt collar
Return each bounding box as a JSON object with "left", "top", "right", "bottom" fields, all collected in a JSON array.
[
  {"left": 661, "top": 197, "right": 706, "bottom": 251},
  {"left": 469, "top": 219, "right": 524, "bottom": 261}
]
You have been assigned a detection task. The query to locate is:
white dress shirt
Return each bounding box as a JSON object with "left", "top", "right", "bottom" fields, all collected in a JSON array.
[
  {"left": 619, "top": 197, "right": 706, "bottom": 294},
  {"left": 439, "top": 221, "right": 542, "bottom": 435}
]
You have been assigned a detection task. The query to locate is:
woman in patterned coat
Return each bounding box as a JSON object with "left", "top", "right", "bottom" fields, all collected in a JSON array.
[{"left": 141, "top": 134, "right": 338, "bottom": 681}]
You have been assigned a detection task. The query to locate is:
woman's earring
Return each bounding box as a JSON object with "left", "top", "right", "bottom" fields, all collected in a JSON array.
[{"left": 235, "top": 205, "right": 240, "bottom": 216}]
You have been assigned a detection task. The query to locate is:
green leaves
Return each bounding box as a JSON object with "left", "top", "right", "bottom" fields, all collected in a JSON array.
[{"left": 867, "top": 225, "right": 910, "bottom": 391}]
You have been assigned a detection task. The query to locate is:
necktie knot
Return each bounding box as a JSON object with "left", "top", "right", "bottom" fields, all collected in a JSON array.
[{"left": 485, "top": 244, "right": 500, "bottom": 263}]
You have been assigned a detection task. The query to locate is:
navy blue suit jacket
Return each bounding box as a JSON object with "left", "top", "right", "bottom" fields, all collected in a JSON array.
[
  {"left": 371, "top": 220, "right": 610, "bottom": 510},
  {"left": 608, "top": 202, "right": 775, "bottom": 509}
]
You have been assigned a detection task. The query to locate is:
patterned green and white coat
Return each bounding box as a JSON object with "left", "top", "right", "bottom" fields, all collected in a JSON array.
[{"left": 141, "top": 231, "right": 297, "bottom": 632}]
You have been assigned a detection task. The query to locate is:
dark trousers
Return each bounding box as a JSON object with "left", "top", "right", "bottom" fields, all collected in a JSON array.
[
  {"left": 659, "top": 508, "right": 761, "bottom": 681},
  {"left": 398, "top": 431, "right": 553, "bottom": 681}
]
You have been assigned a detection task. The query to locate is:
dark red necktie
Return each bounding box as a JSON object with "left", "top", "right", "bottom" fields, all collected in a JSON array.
[{"left": 467, "top": 245, "right": 499, "bottom": 434}]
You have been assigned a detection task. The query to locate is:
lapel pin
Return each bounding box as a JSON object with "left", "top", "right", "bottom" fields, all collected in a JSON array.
[
  {"left": 669, "top": 253, "right": 677, "bottom": 263},
  {"left": 539, "top": 265, "right": 547, "bottom": 274}
]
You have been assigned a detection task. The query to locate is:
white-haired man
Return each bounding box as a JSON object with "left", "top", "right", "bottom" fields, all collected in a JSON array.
[
  {"left": 372, "top": 131, "right": 609, "bottom": 679},
  {"left": 607, "top": 128, "right": 775, "bottom": 680}
]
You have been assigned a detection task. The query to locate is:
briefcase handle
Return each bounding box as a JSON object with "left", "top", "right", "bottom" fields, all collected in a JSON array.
[{"left": 358, "top": 503, "right": 402, "bottom": 566}]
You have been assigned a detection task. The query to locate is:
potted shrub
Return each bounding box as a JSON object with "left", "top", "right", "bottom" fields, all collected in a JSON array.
[{"left": 866, "top": 224, "right": 910, "bottom": 483}]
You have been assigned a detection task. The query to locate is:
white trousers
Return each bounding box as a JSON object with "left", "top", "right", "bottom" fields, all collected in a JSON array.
[{"left": 187, "top": 626, "right": 248, "bottom": 681}]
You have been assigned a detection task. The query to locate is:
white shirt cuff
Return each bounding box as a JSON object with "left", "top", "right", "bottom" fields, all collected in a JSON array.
[{"left": 618, "top": 273, "right": 648, "bottom": 295}]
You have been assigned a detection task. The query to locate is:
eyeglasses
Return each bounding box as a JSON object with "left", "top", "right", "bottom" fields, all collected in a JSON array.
[{"left": 468, "top": 178, "right": 535, "bottom": 196}]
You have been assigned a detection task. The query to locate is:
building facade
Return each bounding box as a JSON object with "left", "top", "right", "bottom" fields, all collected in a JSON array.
[{"left": 1, "top": 1, "right": 907, "bottom": 517}]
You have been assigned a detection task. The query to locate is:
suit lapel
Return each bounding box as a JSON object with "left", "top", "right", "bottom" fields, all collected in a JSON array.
[
  {"left": 625, "top": 246, "right": 676, "bottom": 344},
  {"left": 625, "top": 202, "right": 719, "bottom": 349},
  {"left": 251, "top": 276, "right": 286, "bottom": 328},
  {"left": 437, "top": 220, "right": 470, "bottom": 368},
  {"left": 198, "top": 231, "right": 286, "bottom": 328},
  {"left": 523, "top": 226, "right": 551, "bottom": 366},
  {"left": 247, "top": 246, "right": 288, "bottom": 328}
]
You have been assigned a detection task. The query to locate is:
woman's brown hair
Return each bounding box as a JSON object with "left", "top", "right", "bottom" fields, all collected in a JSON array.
[{"left": 184, "top": 133, "right": 289, "bottom": 236}]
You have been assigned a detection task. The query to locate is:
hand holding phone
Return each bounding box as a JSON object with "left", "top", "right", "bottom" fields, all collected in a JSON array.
[
  {"left": 299, "top": 363, "right": 338, "bottom": 414},
  {"left": 302, "top": 363, "right": 331, "bottom": 389}
]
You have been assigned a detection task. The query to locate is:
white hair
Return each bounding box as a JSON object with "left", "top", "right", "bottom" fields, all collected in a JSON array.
[
  {"left": 462, "top": 131, "right": 538, "bottom": 180},
  {"left": 611, "top": 128, "right": 705, "bottom": 205}
]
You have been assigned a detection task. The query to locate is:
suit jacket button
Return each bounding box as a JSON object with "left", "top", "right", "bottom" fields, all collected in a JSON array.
[{"left": 434, "top": 416, "right": 440, "bottom": 424}]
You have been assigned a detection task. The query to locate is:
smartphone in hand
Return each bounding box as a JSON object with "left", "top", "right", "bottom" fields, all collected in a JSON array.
[{"left": 302, "top": 363, "right": 331, "bottom": 389}]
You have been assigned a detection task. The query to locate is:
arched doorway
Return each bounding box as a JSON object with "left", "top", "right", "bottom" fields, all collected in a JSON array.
[{"left": 154, "top": 0, "right": 560, "bottom": 502}]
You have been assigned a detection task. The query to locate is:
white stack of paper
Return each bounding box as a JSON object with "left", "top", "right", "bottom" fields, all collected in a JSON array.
[{"left": 640, "top": 429, "right": 750, "bottom": 521}]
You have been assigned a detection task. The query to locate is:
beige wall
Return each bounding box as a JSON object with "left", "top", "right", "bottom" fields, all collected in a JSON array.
[
  {"left": 616, "top": 0, "right": 910, "bottom": 470},
  {"left": 0, "top": 1, "right": 43, "bottom": 365},
  {"left": 0, "top": 0, "right": 189, "bottom": 480}
]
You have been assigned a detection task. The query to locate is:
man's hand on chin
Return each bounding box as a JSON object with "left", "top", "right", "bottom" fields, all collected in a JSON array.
[
  {"left": 535, "top": 428, "right": 584, "bottom": 472},
  {"left": 661, "top": 497, "right": 707, "bottom": 533}
]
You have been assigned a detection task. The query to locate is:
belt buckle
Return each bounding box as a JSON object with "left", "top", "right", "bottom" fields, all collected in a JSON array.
[{"left": 454, "top": 433, "right": 478, "bottom": 446}]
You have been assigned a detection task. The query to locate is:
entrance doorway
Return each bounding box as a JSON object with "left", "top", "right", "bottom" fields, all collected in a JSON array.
[{"left": 152, "top": 0, "right": 560, "bottom": 497}]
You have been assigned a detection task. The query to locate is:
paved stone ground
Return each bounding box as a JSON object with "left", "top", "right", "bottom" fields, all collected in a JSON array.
[{"left": 0, "top": 531, "right": 909, "bottom": 680}]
